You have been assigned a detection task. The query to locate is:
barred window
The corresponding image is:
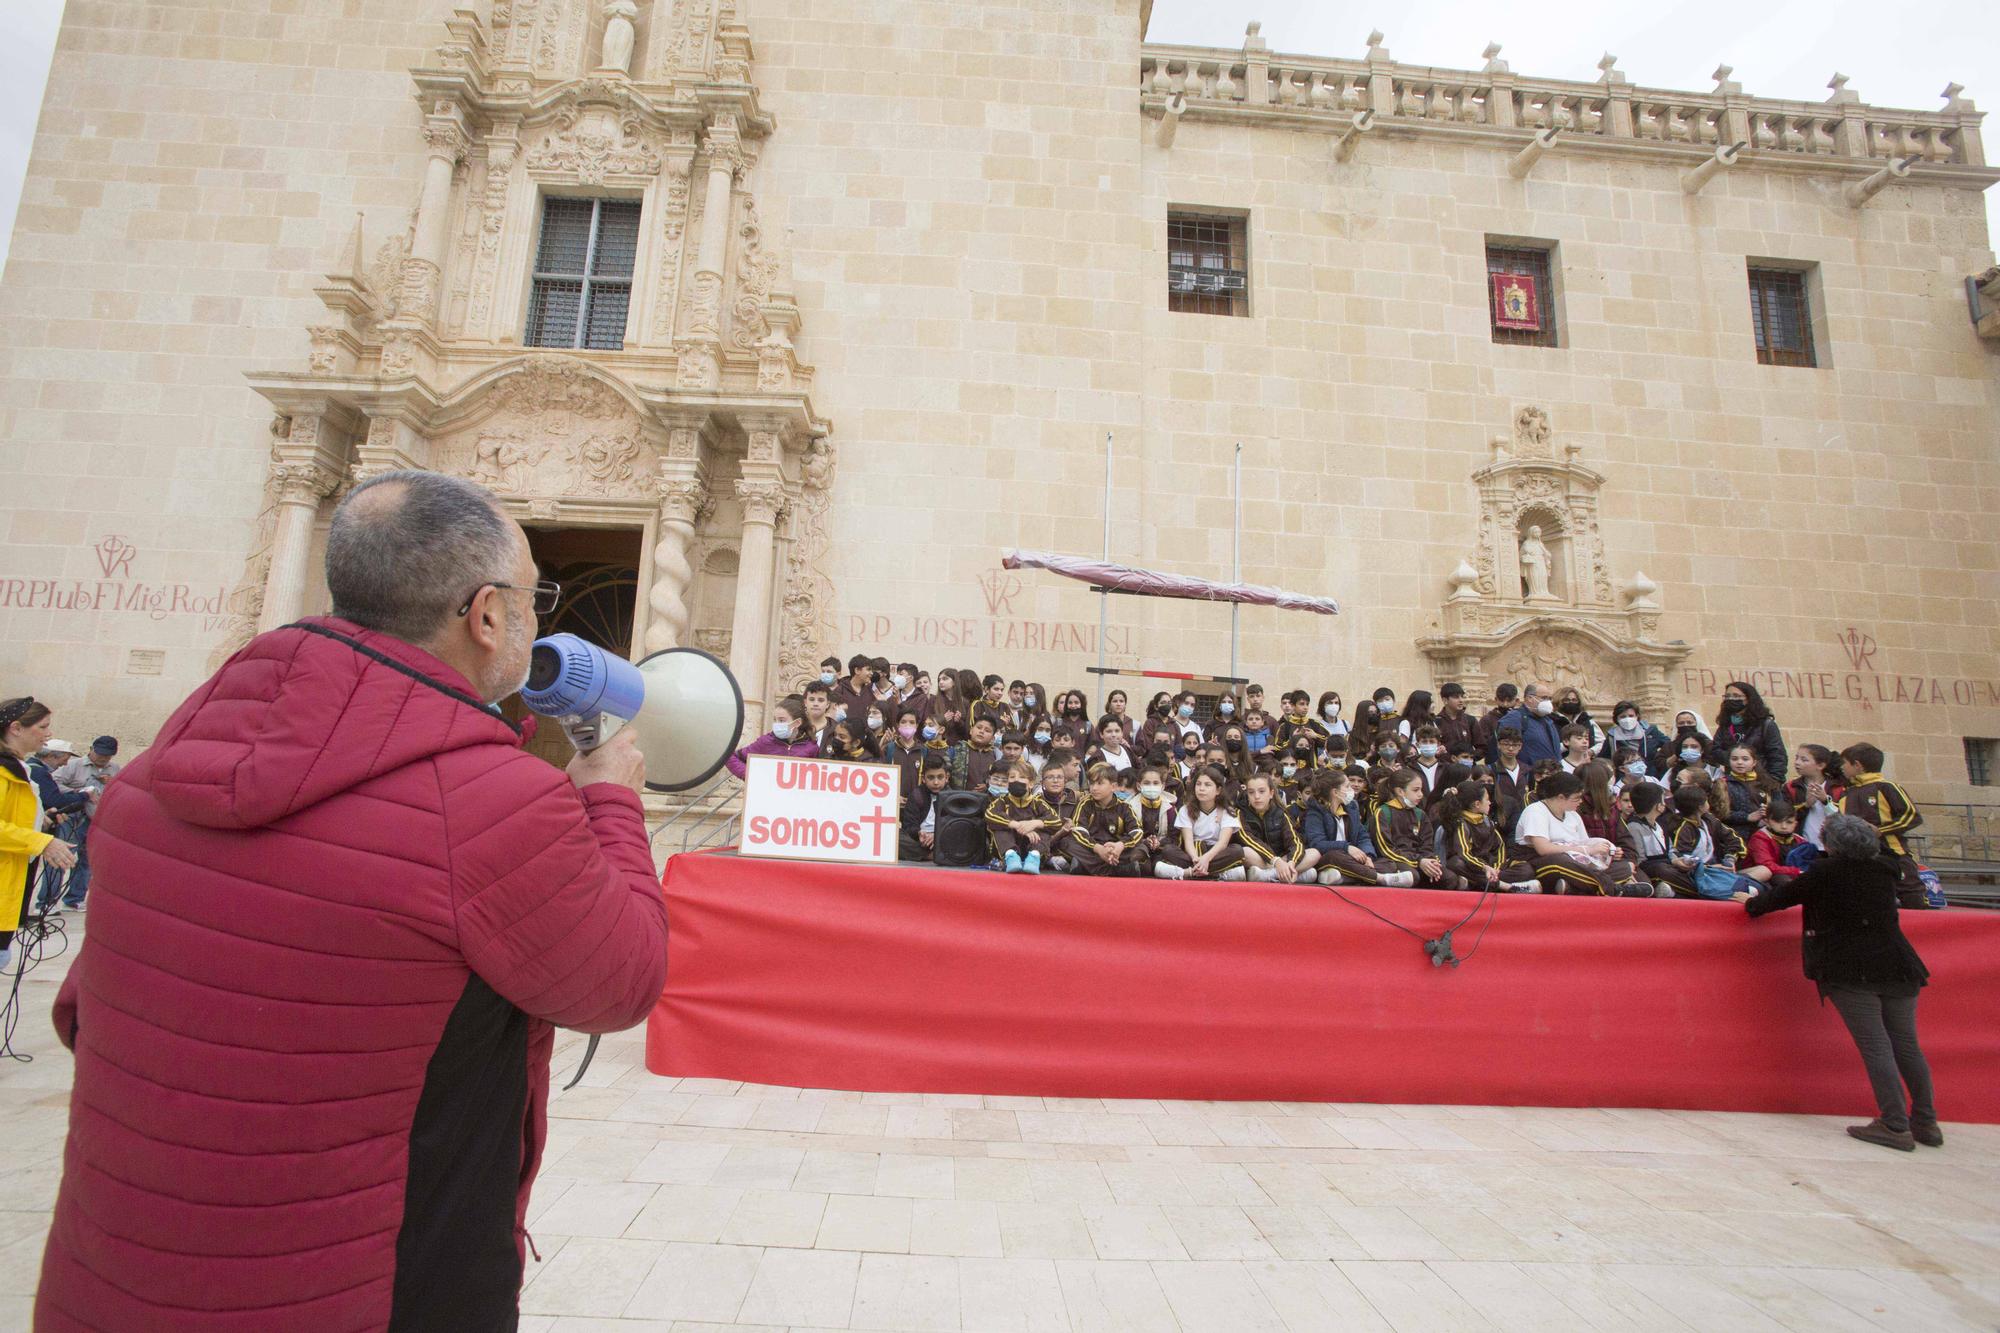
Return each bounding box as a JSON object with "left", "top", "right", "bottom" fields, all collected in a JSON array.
[
  {"left": 1486, "top": 242, "right": 1558, "bottom": 348},
  {"left": 1167, "top": 212, "right": 1248, "bottom": 316},
  {"left": 1749, "top": 265, "right": 1816, "bottom": 367},
  {"left": 525, "top": 197, "right": 641, "bottom": 351},
  {"left": 1967, "top": 738, "right": 1997, "bottom": 787}
]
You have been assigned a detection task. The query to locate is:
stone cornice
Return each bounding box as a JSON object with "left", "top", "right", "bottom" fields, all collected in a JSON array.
[{"left": 1141, "top": 41, "right": 1995, "bottom": 186}]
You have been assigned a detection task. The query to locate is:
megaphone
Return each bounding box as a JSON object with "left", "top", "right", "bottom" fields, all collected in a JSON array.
[{"left": 521, "top": 634, "right": 744, "bottom": 792}]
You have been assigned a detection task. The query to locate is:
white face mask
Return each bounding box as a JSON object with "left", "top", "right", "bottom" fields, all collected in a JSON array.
[
  {"left": 1324, "top": 706, "right": 1340, "bottom": 720},
  {"left": 1139, "top": 784, "right": 1163, "bottom": 801},
  {"left": 832, "top": 706, "right": 847, "bottom": 722},
  {"left": 1378, "top": 698, "right": 1396, "bottom": 713},
  {"left": 892, "top": 674, "right": 908, "bottom": 690},
  {"left": 1417, "top": 744, "right": 1439, "bottom": 759},
  {"left": 866, "top": 715, "right": 883, "bottom": 730},
  {"left": 1535, "top": 699, "right": 1555, "bottom": 716},
  {"left": 1625, "top": 761, "right": 1648, "bottom": 776}
]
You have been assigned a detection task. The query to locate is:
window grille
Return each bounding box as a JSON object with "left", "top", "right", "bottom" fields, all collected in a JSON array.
[
  {"left": 1749, "top": 266, "right": 1816, "bottom": 367},
  {"left": 1966, "top": 738, "right": 1997, "bottom": 787},
  {"left": 1168, "top": 212, "right": 1248, "bottom": 316},
  {"left": 1486, "top": 243, "right": 1558, "bottom": 348},
  {"left": 526, "top": 197, "right": 641, "bottom": 350}
]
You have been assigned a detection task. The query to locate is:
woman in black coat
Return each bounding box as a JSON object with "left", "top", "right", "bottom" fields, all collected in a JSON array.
[
  {"left": 1745, "top": 813, "right": 1937, "bottom": 1151},
  {"left": 1715, "top": 681, "right": 1786, "bottom": 779}
]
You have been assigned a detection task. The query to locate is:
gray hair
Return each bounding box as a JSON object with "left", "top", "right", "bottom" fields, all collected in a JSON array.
[
  {"left": 1821, "top": 813, "right": 1882, "bottom": 861},
  {"left": 326, "top": 470, "right": 517, "bottom": 643}
]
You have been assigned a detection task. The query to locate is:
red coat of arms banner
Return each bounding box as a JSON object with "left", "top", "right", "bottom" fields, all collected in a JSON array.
[{"left": 1491, "top": 272, "right": 1541, "bottom": 330}]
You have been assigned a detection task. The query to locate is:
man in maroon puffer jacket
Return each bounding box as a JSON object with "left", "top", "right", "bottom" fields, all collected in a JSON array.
[{"left": 38, "top": 471, "right": 669, "bottom": 1330}]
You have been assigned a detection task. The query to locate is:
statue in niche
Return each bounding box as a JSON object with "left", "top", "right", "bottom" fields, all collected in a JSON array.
[
  {"left": 600, "top": 0, "right": 638, "bottom": 74},
  {"left": 1519, "top": 524, "right": 1556, "bottom": 602}
]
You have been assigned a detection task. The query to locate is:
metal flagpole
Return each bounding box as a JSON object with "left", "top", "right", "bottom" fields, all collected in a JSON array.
[
  {"left": 1097, "top": 430, "right": 1112, "bottom": 712},
  {"left": 1230, "top": 442, "right": 1242, "bottom": 683}
]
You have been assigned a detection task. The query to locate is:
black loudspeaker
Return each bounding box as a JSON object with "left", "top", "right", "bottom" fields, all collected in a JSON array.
[{"left": 932, "top": 791, "right": 990, "bottom": 868}]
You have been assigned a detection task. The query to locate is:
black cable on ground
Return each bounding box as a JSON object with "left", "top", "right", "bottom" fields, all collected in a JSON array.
[{"left": 1, "top": 910, "right": 70, "bottom": 1063}]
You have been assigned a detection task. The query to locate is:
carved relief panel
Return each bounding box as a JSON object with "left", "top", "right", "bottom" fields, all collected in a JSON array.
[{"left": 428, "top": 357, "right": 656, "bottom": 502}]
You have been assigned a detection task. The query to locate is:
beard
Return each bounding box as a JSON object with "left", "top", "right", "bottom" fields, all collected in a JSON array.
[{"left": 482, "top": 611, "right": 537, "bottom": 705}]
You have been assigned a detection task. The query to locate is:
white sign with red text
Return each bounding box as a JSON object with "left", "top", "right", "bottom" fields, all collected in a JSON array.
[{"left": 740, "top": 753, "right": 903, "bottom": 865}]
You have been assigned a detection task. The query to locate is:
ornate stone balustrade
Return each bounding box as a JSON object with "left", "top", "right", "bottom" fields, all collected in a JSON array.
[{"left": 1140, "top": 34, "right": 1986, "bottom": 172}]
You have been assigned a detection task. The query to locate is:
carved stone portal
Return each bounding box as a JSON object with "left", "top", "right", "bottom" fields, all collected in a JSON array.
[{"left": 1418, "top": 405, "right": 1690, "bottom": 713}]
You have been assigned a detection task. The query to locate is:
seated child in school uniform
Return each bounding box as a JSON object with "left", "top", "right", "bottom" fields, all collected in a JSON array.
[
  {"left": 1060, "top": 762, "right": 1148, "bottom": 877},
  {"left": 1661, "top": 783, "right": 1758, "bottom": 901},
  {"left": 1514, "top": 772, "right": 1650, "bottom": 896},
  {"left": 984, "top": 760, "right": 1063, "bottom": 875},
  {"left": 1153, "top": 765, "right": 1247, "bottom": 881},
  {"left": 1625, "top": 782, "right": 1695, "bottom": 897},
  {"left": 1299, "top": 769, "right": 1383, "bottom": 886},
  {"left": 1435, "top": 778, "right": 1540, "bottom": 893},
  {"left": 1369, "top": 768, "right": 1464, "bottom": 890},
  {"left": 1744, "top": 797, "right": 1810, "bottom": 888},
  {"left": 1236, "top": 772, "right": 1320, "bottom": 884},
  {"left": 898, "top": 756, "right": 955, "bottom": 863}
]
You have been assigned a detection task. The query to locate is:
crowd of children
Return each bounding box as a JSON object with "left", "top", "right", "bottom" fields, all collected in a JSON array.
[{"left": 726, "top": 655, "right": 1931, "bottom": 904}]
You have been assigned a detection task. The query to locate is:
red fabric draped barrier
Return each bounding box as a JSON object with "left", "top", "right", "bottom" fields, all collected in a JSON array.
[{"left": 646, "top": 851, "right": 2000, "bottom": 1122}]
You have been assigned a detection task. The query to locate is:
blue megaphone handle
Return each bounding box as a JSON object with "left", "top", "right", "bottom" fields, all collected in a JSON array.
[{"left": 521, "top": 633, "right": 647, "bottom": 751}]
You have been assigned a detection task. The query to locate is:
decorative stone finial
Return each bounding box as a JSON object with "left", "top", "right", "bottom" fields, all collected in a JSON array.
[
  {"left": 1481, "top": 42, "right": 1508, "bottom": 74},
  {"left": 1596, "top": 53, "right": 1625, "bottom": 85},
  {"left": 1942, "top": 82, "right": 1970, "bottom": 110},
  {"left": 1625, "top": 570, "right": 1661, "bottom": 609},
  {"left": 1448, "top": 559, "right": 1482, "bottom": 601},
  {"left": 1827, "top": 72, "right": 1857, "bottom": 105},
  {"left": 1365, "top": 29, "right": 1389, "bottom": 62},
  {"left": 1711, "top": 64, "right": 1740, "bottom": 95},
  {"left": 344, "top": 212, "right": 367, "bottom": 278}
]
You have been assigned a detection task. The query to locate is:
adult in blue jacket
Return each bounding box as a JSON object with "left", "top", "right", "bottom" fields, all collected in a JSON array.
[{"left": 1491, "top": 682, "right": 1563, "bottom": 767}]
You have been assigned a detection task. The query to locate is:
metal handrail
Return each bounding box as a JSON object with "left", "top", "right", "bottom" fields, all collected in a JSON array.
[
  {"left": 649, "top": 773, "right": 744, "bottom": 857},
  {"left": 1912, "top": 801, "right": 2000, "bottom": 865}
]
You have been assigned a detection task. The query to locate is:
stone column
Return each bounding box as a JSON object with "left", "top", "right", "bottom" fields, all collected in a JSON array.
[
  {"left": 728, "top": 477, "right": 787, "bottom": 727},
  {"left": 675, "top": 115, "right": 740, "bottom": 387},
  {"left": 259, "top": 457, "right": 342, "bottom": 632},
  {"left": 404, "top": 110, "right": 469, "bottom": 326},
  {"left": 645, "top": 473, "right": 708, "bottom": 653}
]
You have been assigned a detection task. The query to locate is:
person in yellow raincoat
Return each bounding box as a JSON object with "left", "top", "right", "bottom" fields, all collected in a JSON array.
[{"left": 0, "top": 698, "right": 80, "bottom": 970}]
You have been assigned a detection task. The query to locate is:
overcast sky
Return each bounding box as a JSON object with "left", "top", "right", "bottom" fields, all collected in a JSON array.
[{"left": 1, "top": 0, "right": 1994, "bottom": 274}]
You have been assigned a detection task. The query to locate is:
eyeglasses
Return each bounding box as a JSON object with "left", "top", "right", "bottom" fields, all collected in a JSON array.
[{"left": 457, "top": 580, "right": 562, "bottom": 617}]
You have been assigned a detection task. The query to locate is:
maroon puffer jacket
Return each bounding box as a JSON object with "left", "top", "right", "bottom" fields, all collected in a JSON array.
[{"left": 37, "top": 618, "right": 669, "bottom": 1330}]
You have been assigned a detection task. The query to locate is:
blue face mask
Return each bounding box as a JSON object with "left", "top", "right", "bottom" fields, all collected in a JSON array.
[
  {"left": 772, "top": 720, "right": 793, "bottom": 742},
  {"left": 1024, "top": 693, "right": 1037, "bottom": 708},
  {"left": 1681, "top": 749, "right": 1702, "bottom": 764},
  {"left": 1219, "top": 701, "right": 1235, "bottom": 716},
  {"left": 988, "top": 783, "right": 1007, "bottom": 797},
  {"left": 1033, "top": 731, "right": 1051, "bottom": 745},
  {"left": 1177, "top": 704, "right": 1195, "bottom": 720},
  {"left": 820, "top": 671, "right": 836, "bottom": 685},
  {"left": 922, "top": 725, "right": 939, "bottom": 741}
]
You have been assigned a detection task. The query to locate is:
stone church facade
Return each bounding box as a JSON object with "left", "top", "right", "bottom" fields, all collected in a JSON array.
[{"left": 1, "top": 0, "right": 1997, "bottom": 797}]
